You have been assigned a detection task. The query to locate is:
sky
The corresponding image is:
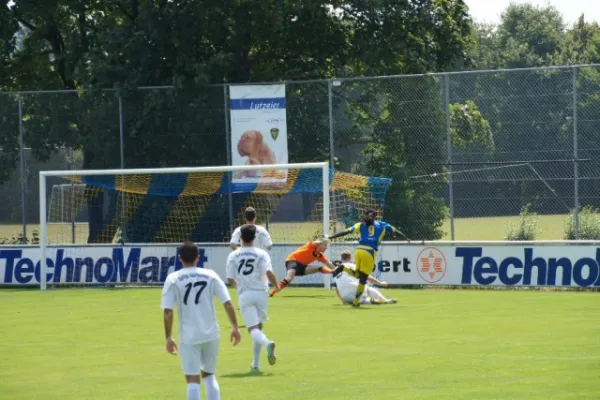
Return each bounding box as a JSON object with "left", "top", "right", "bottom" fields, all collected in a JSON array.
[{"left": 464, "top": 0, "right": 599, "bottom": 26}]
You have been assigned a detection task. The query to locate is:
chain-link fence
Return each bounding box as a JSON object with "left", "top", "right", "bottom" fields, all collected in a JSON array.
[{"left": 1, "top": 64, "right": 600, "bottom": 243}]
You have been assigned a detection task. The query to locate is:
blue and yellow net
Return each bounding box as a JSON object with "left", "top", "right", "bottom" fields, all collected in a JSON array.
[{"left": 48, "top": 169, "right": 391, "bottom": 244}]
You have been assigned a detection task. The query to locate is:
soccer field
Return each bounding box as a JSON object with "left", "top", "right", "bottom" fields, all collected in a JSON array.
[
  {"left": 1, "top": 288, "right": 598, "bottom": 399},
  {"left": 0, "top": 214, "right": 570, "bottom": 244},
  {"left": 441, "top": 214, "right": 568, "bottom": 241}
]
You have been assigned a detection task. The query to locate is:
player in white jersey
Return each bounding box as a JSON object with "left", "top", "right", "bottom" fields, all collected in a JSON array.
[
  {"left": 226, "top": 224, "right": 280, "bottom": 371},
  {"left": 333, "top": 250, "right": 397, "bottom": 305},
  {"left": 161, "top": 241, "right": 241, "bottom": 400},
  {"left": 230, "top": 207, "right": 273, "bottom": 251}
]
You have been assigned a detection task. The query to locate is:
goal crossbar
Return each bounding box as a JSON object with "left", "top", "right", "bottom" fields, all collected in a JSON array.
[{"left": 39, "top": 162, "right": 329, "bottom": 177}]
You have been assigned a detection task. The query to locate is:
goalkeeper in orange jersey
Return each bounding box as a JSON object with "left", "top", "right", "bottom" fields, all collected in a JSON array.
[
  {"left": 269, "top": 237, "right": 336, "bottom": 297},
  {"left": 329, "top": 208, "right": 405, "bottom": 307}
]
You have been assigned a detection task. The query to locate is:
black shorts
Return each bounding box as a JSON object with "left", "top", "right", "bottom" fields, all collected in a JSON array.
[{"left": 286, "top": 260, "right": 307, "bottom": 276}]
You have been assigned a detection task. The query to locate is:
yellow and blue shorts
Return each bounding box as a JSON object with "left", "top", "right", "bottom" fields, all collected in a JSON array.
[{"left": 354, "top": 246, "right": 377, "bottom": 275}]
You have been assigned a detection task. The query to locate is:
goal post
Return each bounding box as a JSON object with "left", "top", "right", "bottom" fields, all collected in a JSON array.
[{"left": 38, "top": 162, "right": 391, "bottom": 290}]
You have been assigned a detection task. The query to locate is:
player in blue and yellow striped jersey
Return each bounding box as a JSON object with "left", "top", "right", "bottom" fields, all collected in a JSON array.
[{"left": 329, "top": 208, "right": 404, "bottom": 307}]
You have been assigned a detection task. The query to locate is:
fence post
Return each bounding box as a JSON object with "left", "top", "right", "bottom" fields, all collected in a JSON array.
[
  {"left": 572, "top": 66, "right": 580, "bottom": 239},
  {"left": 328, "top": 80, "right": 336, "bottom": 233},
  {"left": 118, "top": 92, "right": 127, "bottom": 243},
  {"left": 69, "top": 147, "right": 76, "bottom": 244},
  {"left": 119, "top": 92, "right": 125, "bottom": 169},
  {"left": 223, "top": 85, "right": 234, "bottom": 232},
  {"left": 444, "top": 74, "right": 455, "bottom": 241},
  {"left": 328, "top": 80, "right": 335, "bottom": 168},
  {"left": 18, "top": 93, "right": 27, "bottom": 243}
]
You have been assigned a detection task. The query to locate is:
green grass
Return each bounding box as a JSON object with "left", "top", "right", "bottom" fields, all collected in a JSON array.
[
  {"left": 0, "top": 222, "right": 329, "bottom": 244},
  {"left": 0, "top": 213, "right": 574, "bottom": 243},
  {"left": 441, "top": 214, "right": 569, "bottom": 240},
  {"left": 1, "top": 288, "right": 598, "bottom": 399},
  {"left": 0, "top": 222, "right": 323, "bottom": 244}
]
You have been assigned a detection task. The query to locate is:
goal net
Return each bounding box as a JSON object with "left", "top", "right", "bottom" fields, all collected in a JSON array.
[{"left": 39, "top": 162, "right": 391, "bottom": 289}]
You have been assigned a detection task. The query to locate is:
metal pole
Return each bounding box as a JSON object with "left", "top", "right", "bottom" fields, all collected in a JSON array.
[
  {"left": 119, "top": 93, "right": 127, "bottom": 243},
  {"left": 224, "top": 85, "right": 234, "bottom": 233},
  {"left": 328, "top": 80, "right": 335, "bottom": 168},
  {"left": 328, "top": 80, "right": 336, "bottom": 233},
  {"left": 70, "top": 147, "right": 76, "bottom": 244},
  {"left": 119, "top": 94, "right": 125, "bottom": 169},
  {"left": 18, "top": 93, "right": 27, "bottom": 243},
  {"left": 39, "top": 173, "right": 47, "bottom": 290},
  {"left": 322, "top": 163, "right": 331, "bottom": 290},
  {"left": 573, "top": 67, "right": 580, "bottom": 239},
  {"left": 444, "top": 75, "right": 455, "bottom": 240}
]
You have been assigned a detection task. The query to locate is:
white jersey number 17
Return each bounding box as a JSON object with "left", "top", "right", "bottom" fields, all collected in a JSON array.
[{"left": 183, "top": 280, "right": 208, "bottom": 305}]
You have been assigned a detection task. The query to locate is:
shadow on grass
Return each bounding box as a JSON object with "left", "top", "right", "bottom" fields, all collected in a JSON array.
[
  {"left": 331, "top": 304, "right": 402, "bottom": 310},
  {"left": 221, "top": 370, "right": 275, "bottom": 379},
  {"left": 276, "top": 295, "right": 331, "bottom": 299}
]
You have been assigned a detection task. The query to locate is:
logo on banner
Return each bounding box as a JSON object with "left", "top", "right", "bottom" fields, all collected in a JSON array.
[
  {"left": 270, "top": 127, "right": 279, "bottom": 140},
  {"left": 417, "top": 247, "right": 447, "bottom": 283}
]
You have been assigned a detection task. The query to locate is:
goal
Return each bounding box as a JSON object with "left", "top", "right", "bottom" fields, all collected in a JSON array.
[{"left": 38, "top": 162, "right": 391, "bottom": 290}]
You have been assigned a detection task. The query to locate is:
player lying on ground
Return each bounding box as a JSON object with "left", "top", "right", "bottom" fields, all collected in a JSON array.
[
  {"left": 226, "top": 224, "right": 279, "bottom": 371},
  {"left": 333, "top": 250, "right": 397, "bottom": 305},
  {"left": 269, "top": 237, "right": 336, "bottom": 297},
  {"left": 230, "top": 206, "right": 273, "bottom": 251},
  {"left": 161, "top": 241, "right": 241, "bottom": 400},
  {"left": 330, "top": 208, "right": 403, "bottom": 307}
]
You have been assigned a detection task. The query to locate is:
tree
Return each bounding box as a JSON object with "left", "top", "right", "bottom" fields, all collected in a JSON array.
[
  {"left": 1, "top": 0, "right": 474, "bottom": 242},
  {"left": 556, "top": 15, "right": 600, "bottom": 64},
  {"left": 471, "top": 4, "right": 565, "bottom": 70},
  {"left": 464, "top": 5, "right": 600, "bottom": 221},
  {"left": 498, "top": 3, "right": 565, "bottom": 68},
  {"left": 350, "top": 75, "right": 450, "bottom": 239},
  {"left": 556, "top": 17, "right": 600, "bottom": 213},
  {"left": 450, "top": 99, "right": 494, "bottom": 161},
  {"left": 328, "top": 0, "right": 474, "bottom": 239}
]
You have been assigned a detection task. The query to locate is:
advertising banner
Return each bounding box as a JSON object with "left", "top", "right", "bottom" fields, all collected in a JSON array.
[
  {"left": 2, "top": 244, "right": 599, "bottom": 288},
  {"left": 229, "top": 84, "right": 288, "bottom": 183}
]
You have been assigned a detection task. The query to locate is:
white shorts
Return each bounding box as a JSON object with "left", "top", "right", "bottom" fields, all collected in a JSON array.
[
  {"left": 341, "top": 294, "right": 370, "bottom": 304},
  {"left": 339, "top": 284, "right": 368, "bottom": 304},
  {"left": 179, "top": 339, "right": 220, "bottom": 375},
  {"left": 239, "top": 291, "right": 269, "bottom": 328}
]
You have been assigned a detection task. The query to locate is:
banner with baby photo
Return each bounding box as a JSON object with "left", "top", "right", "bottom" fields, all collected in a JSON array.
[{"left": 229, "top": 84, "right": 288, "bottom": 183}]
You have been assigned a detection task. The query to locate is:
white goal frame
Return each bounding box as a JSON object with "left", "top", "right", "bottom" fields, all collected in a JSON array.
[{"left": 39, "top": 162, "right": 330, "bottom": 290}]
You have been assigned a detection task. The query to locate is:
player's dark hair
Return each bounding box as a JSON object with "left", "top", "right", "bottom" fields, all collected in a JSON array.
[
  {"left": 244, "top": 207, "right": 257, "bottom": 222},
  {"left": 341, "top": 250, "right": 352, "bottom": 261},
  {"left": 363, "top": 208, "right": 376, "bottom": 226},
  {"left": 240, "top": 224, "right": 257, "bottom": 244},
  {"left": 179, "top": 241, "right": 199, "bottom": 264}
]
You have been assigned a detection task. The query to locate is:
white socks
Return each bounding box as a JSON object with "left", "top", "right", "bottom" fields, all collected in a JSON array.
[
  {"left": 203, "top": 375, "right": 220, "bottom": 400},
  {"left": 252, "top": 341, "right": 262, "bottom": 369},
  {"left": 186, "top": 376, "right": 219, "bottom": 400},
  {"left": 187, "top": 383, "right": 200, "bottom": 400},
  {"left": 250, "top": 328, "right": 271, "bottom": 346},
  {"left": 250, "top": 328, "right": 272, "bottom": 370}
]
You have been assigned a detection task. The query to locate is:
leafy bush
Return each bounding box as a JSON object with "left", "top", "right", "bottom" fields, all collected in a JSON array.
[
  {"left": 0, "top": 229, "right": 39, "bottom": 245},
  {"left": 564, "top": 206, "right": 600, "bottom": 240},
  {"left": 506, "top": 204, "right": 538, "bottom": 240}
]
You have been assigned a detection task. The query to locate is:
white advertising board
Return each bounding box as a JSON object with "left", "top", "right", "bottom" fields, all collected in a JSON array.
[{"left": 2, "top": 243, "right": 599, "bottom": 288}]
